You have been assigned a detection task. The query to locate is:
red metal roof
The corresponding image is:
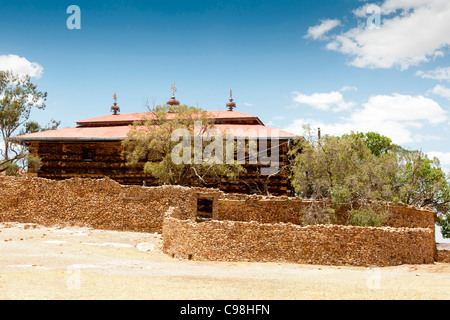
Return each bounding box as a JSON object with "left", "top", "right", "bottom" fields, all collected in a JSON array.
[
  {"left": 76, "top": 113, "right": 152, "bottom": 126},
  {"left": 76, "top": 110, "right": 264, "bottom": 126},
  {"left": 12, "top": 110, "right": 296, "bottom": 141},
  {"left": 12, "top": 126, "right": 131, "bottom": 141}
]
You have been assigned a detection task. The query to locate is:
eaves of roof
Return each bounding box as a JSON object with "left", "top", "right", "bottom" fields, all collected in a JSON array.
[{"left": 10, "top": 123, "right": 297, "bottom": 142}]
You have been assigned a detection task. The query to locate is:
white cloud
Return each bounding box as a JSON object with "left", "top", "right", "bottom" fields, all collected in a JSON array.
[
  {"left": 0, "top": 54, "right": 44, "bottom": 79},
  {"left": 416, "top": 67, "right": 450, "bottom": 81},
  {"left": 354, "top": 93, "right": 445, "bottom": 124},
  {"left": 378, "top": 0, "right": 438, "bottom": 14},
  {"left": 430, "top": 84, "right": 450, "bottom": 99},
  {"left": 291, "top": 90, "right": 354, "bottom": 112},
  {"left": 426, "top": 151, "right": 450, "bottom": 175},
  {"left": 243, "top": 102, "right": 254, "bottom": 107},
  {"left": 426, "top": 151, "right": 450, "bottom": 165},
  {"left": 355, "top": 0, "right": 436, "bottom": 17},
  {"left": 310, "top": 0, "right": 450, "bottom": 70},
  {"left": 339, "top": 86, "right": 358, "bottom": 92},
  {"left": 284, "top": 93, "right": 447, "bottom": 144},
  {"left": 304, "top": 19, "right": 341, "bottom": 40},
  {"left": 353, "top": 3, "right": 378, "bottom": 18},
  {"left": 283, "top": 117, "right": 415, "bottom": 144}
]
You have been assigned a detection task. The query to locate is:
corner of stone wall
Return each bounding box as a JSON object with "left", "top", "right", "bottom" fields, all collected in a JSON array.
[
  {"left": 436, "top": 245, "right": 450, "bottom": 263},
  {"left": 164, "top": 206, "right": 182, "bottom": 220}
]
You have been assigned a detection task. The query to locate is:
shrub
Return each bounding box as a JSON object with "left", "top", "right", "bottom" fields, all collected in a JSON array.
[
  {"left": 27, "top": 154, "right": 42, "bottom": 172},
  {"left": 346, "top": 208, "right": 387, "bottom": 227},
  {"left": 301, "top": 208, "right": 338, "bottom": 226}
]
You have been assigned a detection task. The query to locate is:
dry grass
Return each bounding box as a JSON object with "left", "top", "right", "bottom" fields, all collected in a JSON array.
[{"left": 0, "top": 222, "right": 449, "bottom": 300}]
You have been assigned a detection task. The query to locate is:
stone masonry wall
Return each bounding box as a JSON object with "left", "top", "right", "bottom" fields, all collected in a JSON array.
[
  {"left": 163, "top": 213, "right": 436, "bottom": 266},
  {"left": 0, "top": 176, "right": 435, "bottom": 232},
  {"left": 214, "top": 196, "right": 436, "bottom": 229},
  {"left": 437, "top": 244, "right": 450, "bottom": 263},
  {"left": 0, "top": 176, "right": 440, "bottom": 266},
  {"left": 0, "top": 176, "right": 197, "bottom": 233}
]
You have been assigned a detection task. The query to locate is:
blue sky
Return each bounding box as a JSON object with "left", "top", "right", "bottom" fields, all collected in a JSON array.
[{"left": 2, "top": 0, "right": 450, "bottom": 172}]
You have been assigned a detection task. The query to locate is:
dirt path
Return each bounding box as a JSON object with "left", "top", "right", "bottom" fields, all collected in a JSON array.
[{"left": 0, "top": 222, "right": 449, "bottom": 300}]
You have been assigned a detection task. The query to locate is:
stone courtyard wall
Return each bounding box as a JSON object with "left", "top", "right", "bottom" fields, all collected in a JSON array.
[
  {"left": 162, "top": 212, "right": 436, "bottom": 266},
  {"left": 0, "top": 176, "right": 197, "bottom": 233},
  {"left": 437, "top": 244, "right": 450, "bottom": 263},
  {"left": 0, "top": 176, "right": 441, "bottom": 266},
  {"left": 213, "top": 194, "right": 436, "bottom": 229}
]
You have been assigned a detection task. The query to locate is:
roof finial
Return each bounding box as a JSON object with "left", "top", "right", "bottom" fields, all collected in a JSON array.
[
  {"left": 171, "top": 81, "right": 177, "bottom": 97},
  {"left": 226, "top": 89, "right": 236, "bottom": 111},
  {"left": 166, "top": 81, "right": 180, "bottom": 106},
  {"left": 111, "top": 92, "right": 120, "bottom": 115}
]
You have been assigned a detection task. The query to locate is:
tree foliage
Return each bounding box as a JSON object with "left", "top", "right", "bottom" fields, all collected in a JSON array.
[
  {"left": 344, "top": 131, "right": 398, "bottom": 156},
  {"left": 0, "top": 71, "right": 59, "bottom": 174},
  {"left": 346, "top": 208, "right": 388, "bottom": 227},
  {"left": 122, "top": 104, "right": 245, "bottom": 186},
  {"left": 20, "top": 119, "right": 60, "bottom": 135},
  {"left": 0, "top": 71, "right": 47, "bottom": 160},
  {"left": 289, "top": 126, "right": 396, "bottom": 205},
  {"left": 289, "top": 126, "right": 450, "bottom": 237}
]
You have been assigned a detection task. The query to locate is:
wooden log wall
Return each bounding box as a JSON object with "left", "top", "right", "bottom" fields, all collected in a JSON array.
[{"left": 28, "top": 139, "right": 293, "bottom": 196}]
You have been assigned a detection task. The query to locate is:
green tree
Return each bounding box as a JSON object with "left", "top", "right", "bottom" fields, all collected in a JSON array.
[
  {"left": 20, "top": 119, "right": 60, "bottom": 135},
  {"left": 0, "top": 71, "right": 47, "bottom": 162},
  {"left": 122, "top": 104, "right": 245, "bottom": 186},
  {"left": 0, "top": 71, "right": 60, "bottom": 175},
  {"left": 345, "top": 131, "right": 398, "bottom": 156},
  {"left": 394, "top": 149, "right": 450, "bottom": 237},
  {"left": 289, "top": 126, "right": 450, "bottom": 238},
  {"left": 289, "top": 126, "right": 396, "bottom": 206}
]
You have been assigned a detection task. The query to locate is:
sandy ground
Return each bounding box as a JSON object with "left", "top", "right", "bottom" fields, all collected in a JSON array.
[{"left": 0, "top": 222, "right": 449, "bottom": 300}]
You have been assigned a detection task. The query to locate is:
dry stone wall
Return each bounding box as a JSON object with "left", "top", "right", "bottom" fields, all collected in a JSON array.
[
  {"left": 163, "top": 214, "right": 436, "bottom": 266},
  {"left": 0, "top": 176, "right": 440, "bottom": 266},
  {"left": 214, "top": 195, "right": 436, "bottom": 229},
  {"left": 0, "top": 176, "right": 197, "bottom": 233},
  {"left": 437, "top": 244, "right": 450, "bottom": 263}
]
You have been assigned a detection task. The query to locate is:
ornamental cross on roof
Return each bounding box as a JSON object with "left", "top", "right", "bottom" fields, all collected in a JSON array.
[
  {"left": 166, "top": 81, "right": 180, "bottom": 106},
  {"left": 171, "top": 81, "right": 177, "bottom": 97},
  {"left": 226, "top": 89, "right": 236, "bottom": 111},
  {"left": 111, "top": 92, "right": 120, "bottom": 115}
]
